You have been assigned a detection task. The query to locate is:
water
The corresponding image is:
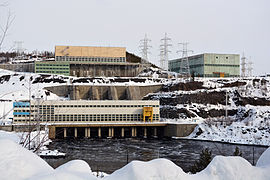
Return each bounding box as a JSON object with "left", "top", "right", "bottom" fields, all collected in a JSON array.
[{"left": 44, "top": 138, "right": 268, "bottom": 173}]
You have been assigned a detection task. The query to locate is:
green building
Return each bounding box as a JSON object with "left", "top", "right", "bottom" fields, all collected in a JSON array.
[
  {"left": 168, "top": 53, "right": 240, "bottom": 77},
  {"left": 35, "top": 61, "right": 70, "bottom": 76}
]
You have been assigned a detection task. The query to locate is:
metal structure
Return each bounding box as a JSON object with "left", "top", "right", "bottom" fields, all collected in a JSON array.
[
  {"left": 177, "top": 42, "right": 193, "bottom": 77},
  {"left": 247, "top": 57, "right": 253, "bottom": 77},
  {"left": 159, "top": 33, "right": 172, "bottom": 70},
  {"left": 241, "top": 53, "right": 247, "bottom": 77},
  {"left": 14, "top": 41, "right": 24, "bottom": 55},
  {"left": 139, "top": 34, "right": 151, "bottom": 61}
]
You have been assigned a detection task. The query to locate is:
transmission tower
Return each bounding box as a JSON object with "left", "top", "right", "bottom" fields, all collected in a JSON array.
[
  {"left": 159, "top": 33, "right": 172, "bottom": 70},
  {"left": 14, "top": 41, "right": 24, "bottom": 55},
  {"left": 247, "top": 57, "right": 253, "bottom": 77},
  {"left": 139, "top": 34, "right": 151, "bottom": 61},
  {"left": 177, "top": 42, "right": 193, "bottom": 77},
  {"left": 241, "top": 53, "right": 247, "bottom": 77}
]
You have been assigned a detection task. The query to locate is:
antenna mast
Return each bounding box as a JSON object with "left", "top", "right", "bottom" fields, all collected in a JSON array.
[
  {"left": 177, "top": 42, "right": 193, "bottom": 77},
  {"left": 139, "top": 34, "right": 151, "bottom": 61},
  {"left": 159, "top": 33, "right": 172, "bottom": 70}
]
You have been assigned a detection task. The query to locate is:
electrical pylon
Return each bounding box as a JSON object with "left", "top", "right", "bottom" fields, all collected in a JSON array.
[
  {"left": 177, "top": 42, "right": 193, "bottom": 77},
  {"left": 159, "top": 33, "right": 172, "bottom": 70},
  {"left": 139, "top": 34, "right": 151, "bottom": 61}
]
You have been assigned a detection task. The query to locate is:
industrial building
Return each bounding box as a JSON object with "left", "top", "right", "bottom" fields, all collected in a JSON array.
[
  {"left": 12, "top": 100, "right": 198, "bottom": 139},
  {"left": 55, "top": 46, "right": 126, "bottom": 63},
  {"left": 168, "top": 53, "right": 240, "bottom": 77},
  {"left": 13, "top": 100, "right": 160, "bottom": 124},
  {"left": 33, "top": 45, "right": 148, "bottom": 77}
]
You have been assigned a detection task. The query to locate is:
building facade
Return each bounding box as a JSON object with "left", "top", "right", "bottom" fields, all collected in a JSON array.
[
  {"left": 35, "top": 61, "right": 70, "bottom": 76},
  {"left": 55, "top": 46, "right": 126, "bottom": 63},
  {"left": 13, "top": 100, "right": 160, "bottom": 124},
  {"left": 169, "top": 53, "right": 240, "bottom": 77}
]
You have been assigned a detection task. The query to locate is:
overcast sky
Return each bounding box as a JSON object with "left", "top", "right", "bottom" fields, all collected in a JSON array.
[{"left": 1, "top": 0, "right": 270, "bottom": 75}]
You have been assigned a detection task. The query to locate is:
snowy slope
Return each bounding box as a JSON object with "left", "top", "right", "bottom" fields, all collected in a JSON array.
[{"left": 146, "top": 77, "right": 270, "bottom": 146}]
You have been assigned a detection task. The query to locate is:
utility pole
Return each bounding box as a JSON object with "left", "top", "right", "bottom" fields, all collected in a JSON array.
[
  {"left": 139, "top": 34, "right": 151, "bottom": 61},
  {"left": 241, "top": 53, "right": 247, "bottom": 77},
  {"left": 159, "top": 33, "right": 172, "bottom": 70},
  {"left": 177, "top": 42, "right": 193, "bottom": 77}
]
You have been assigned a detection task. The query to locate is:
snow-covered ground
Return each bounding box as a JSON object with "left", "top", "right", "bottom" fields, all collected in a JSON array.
[{"left": 0, "top": 138, "right": 270, "bottom": 180}]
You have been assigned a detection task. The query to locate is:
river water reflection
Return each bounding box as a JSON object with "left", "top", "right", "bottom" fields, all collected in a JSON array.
[{"left": 44, "top": 138, "right": 268, "bottom": 173}]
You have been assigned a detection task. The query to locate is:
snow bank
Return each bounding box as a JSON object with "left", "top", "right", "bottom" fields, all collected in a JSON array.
[
  {"left": 31, "top": 160, "right": 97, "bottom": 180},
  {"left": 0, "top": 139, "right": 53, "bottom": 180},
  {"left": 104, "top": 158, "right": 187, "bottom": 180},
  {"left": 1, "top": 139, "right": 270, "bottom": 180},
  {"left": 256, "top": 147, "right": 270, "bottom": 167},
  {"left": 197, "top": 156, "right": 270, "bottom": 180}
]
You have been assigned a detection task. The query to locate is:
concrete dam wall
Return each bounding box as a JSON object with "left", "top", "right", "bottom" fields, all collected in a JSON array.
[{"left": 45, "top": 84, "right": 162, "bottom": 100}]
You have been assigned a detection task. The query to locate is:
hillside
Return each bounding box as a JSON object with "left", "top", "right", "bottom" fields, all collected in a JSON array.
[
  {"left": 144, "top": 77, "right": 270, "bottom": 145},
  {"left": 0, "top": 68, "right": 270, "bottom": 146}
]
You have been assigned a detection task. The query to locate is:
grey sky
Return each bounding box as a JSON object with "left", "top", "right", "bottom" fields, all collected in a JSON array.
[{"left": 2, "top": 0, "right": 270, "bottom": 75}]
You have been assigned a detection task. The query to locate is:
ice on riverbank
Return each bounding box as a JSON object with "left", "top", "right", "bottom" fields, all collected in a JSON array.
[{"left": 0, "top": 139, "right": 270, "bottom": 180}]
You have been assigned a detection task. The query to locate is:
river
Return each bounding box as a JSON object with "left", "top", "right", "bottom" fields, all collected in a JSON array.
[{"left": 44, "top": 138, "right": 268, "bottom": 174}]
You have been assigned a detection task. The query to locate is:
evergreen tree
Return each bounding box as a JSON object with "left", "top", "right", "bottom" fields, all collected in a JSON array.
[
  {"left": 190, "top": 148, "right": 212, "bottom": 174},
  {"left": 233, "top": 146, "right": 242, "bottom": 157}
]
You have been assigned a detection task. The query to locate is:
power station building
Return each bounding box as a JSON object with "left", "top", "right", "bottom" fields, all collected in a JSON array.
[
  {"left": 168, "top": 53, "right": 240, "bottom": 77},
  {"left": 55, "top": 46, "right": 126, "bottom": 63},
  {"left": 34, "top": 45, "right": 145, "bottom": 77},
  {"left": 13, "top": 100, "right": 160, "bottom": 124}
]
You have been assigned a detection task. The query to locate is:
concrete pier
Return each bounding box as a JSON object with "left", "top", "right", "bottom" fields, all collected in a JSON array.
[
  {"left": 98, "top": 127, "right": 101, "bottom": 138},
  {"left": 121, "top": 128, "right": 125, "bottom": 138},
  {"left": 48, "top": 123, "right": 197, "bottom": 139}
]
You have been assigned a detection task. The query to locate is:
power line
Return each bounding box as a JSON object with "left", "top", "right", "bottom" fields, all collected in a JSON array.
[
  {"left": 159, "top": 33, "right": 172, "bottom": 70},
  {"left": 139, "top": 34, "right": 151, "bottom": 61}
]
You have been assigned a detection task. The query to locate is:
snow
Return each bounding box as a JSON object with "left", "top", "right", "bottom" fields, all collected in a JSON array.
[
  {"left": 1, "top": 139, "right": 270, "bottom": 180},
  {"left": 257, "top": 147, "right": 270, "bottom": 167},
  {"left": 0, "top": 139, "right": 53, "bottom": 180}
]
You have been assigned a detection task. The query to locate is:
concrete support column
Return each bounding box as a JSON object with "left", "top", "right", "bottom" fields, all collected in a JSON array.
[
  {"left": 98, "top": 127, "right": 101, "bottom": 138},
  {"left": 131, "top": 127, "right": 135, "bottom": 137},
  {"left": 64, "top": 128, "right": 67, "bottom": 138},
  {"left": 74, "top": 128, "right": 77, "bottom": 138},
  {"left": 111, "top": 127, "right": 114, "bottom": 137},
  {"left": 85, "top": 128, "right": 88, "bottom": 138},
  {"left": 134, "top": 127, "right": 137, "bottom": 137},
  {"left": 88, "top": 128, "right": 91, "bottom": 138},
  {"left": 109, "top": 128, "right": 112, "bottom": 137},
  {"left": 121, "top": 128, "right": 125, "bottom": 138},
  {"left": 144, "top": 127, "right": 147, "bottom": 138},
  {"left": 154, "top": 127, "right": 157, "bottom": 138}
]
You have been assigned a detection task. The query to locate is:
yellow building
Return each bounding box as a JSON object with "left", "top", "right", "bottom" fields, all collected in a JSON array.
[{"left": 55, "top": 46, "right": 126, "bottom": 63}]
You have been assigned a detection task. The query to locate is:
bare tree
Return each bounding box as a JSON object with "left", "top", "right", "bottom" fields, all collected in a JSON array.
[{"left": 0, "top": 2, "right": 15, "bottom": 51}]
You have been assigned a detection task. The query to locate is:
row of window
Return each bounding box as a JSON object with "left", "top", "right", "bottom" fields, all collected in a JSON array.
[
  {"left": 55, "top": 56, "right": 126, "bottom": 63},
  {"left": 14, "top": 114, "right": 160, "bottom": 122},
  {"left": 36, "top": 64, "right": 69, "bottom": 67},
  {"left": 31, "top": 104, "right": 159, "bottom": 108},
  {"left": 36, "top": 71, "right": 69, "bottom": 74},
  {"left": 36, "top": 67, "right": 69, "bottom": 70},
  {"left": 204, "top": 64, "right": 240, "bottom": 67}
]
